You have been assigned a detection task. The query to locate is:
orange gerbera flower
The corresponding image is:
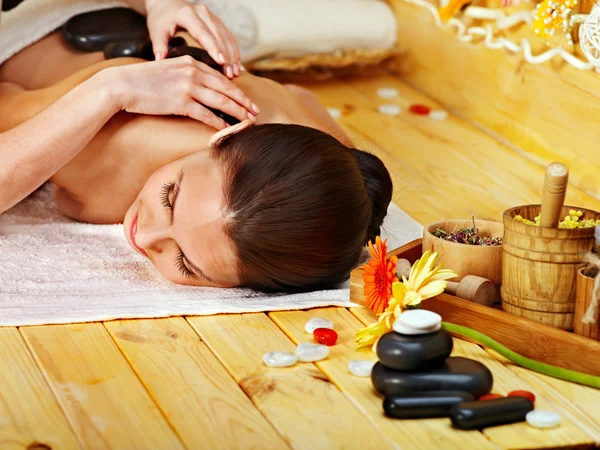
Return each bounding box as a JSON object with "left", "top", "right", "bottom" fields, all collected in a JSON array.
[{"left": 362, "top": 236, "right": 398, "bottom": 315}]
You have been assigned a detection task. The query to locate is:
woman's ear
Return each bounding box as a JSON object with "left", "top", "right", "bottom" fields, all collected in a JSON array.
[{"left": 208, "top": 119, "right": 253, "bottom": 147}]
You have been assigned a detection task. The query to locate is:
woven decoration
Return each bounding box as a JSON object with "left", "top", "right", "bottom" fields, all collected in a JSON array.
[{"left": 580, "top": 4, "right": 600, "bottom": 65}]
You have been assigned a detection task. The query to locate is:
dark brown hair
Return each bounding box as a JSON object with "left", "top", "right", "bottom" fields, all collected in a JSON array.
[{"left": 211, "top": 123, "right": 392, "bottom": 292}]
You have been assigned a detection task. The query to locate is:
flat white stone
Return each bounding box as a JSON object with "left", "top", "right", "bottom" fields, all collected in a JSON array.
[
  {"left": 526, "top": 410, "right": 561, "bottom": 429},
  {"left": 348, "top": 360, "right": 376, "bottom": 377},
  {"left": 263, "top": 351, "right": 298, "bottom": 367},
  {"left": 295, "top": 342, "right": 330, "bottom": 362},
  {"left": 327, "top": 108, "right": 342, "bottom": 119},
  {"left": 393, "top": 321, "right": 441, "bottom": 335},
  {"left": 378, "top": 104, "right": 401, "bottom": 116},
  {"left": 305, "top": 317, "right": 334, "bottom": 334},
  {"left": 394, "top": 310, "right": 442, "bottom": 334},
  {"left": 429, "top": 110, "right": 449, "bottom": 121},
  {"left": 377, "top": 88, "right": 399, "bottom": 99}
]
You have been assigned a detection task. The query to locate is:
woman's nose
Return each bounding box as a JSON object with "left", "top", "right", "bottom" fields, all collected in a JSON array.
[{"left": 135, "top": 222, "right": 172, "bottom": 253}]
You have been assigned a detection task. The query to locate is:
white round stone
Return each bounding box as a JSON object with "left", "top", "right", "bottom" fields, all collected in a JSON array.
[
  {"left": 429, "top": 110, "right": 449, "bottom": 121},
  {"left": 263, "top": 351, "right": 298, "bottom": 367},
  {"left": 378, "top": 104, "right": 401, "bottom": 116},
  {"left": 377, "top": 87, "right": 399, "bottom": 99},
  {"left": 393, "top": 321, "right": 441, "bottom": 335},
  {"left": 295, "top": 342, "right": 330, "bottom": 362},
  {"left": 526, "top": 410, "right": 561, "bottom": 429},
  {"left": 393, "top": 310, "right": 442, "bottom": 335},
  {"left": 348, "top": 360, "right": 376, "bottom": 377},
  {"left": 305, "top": 317, "right": 334, "bottom": 334},
  {"left": 327, "top": 108, "right": 341, "bottom": 119}
]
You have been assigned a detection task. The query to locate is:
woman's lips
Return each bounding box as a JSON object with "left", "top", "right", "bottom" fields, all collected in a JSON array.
[{"left": 130, "top": 212, "right": 148, "bottom": 257}]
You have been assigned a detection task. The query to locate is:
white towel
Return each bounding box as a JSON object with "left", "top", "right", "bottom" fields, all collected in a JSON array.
[
  {"left": 0, "top": 185, "right": 422, "bottom": 326},
  {"left": 0, "top": 0, "right": 397, "bottom": 65}
]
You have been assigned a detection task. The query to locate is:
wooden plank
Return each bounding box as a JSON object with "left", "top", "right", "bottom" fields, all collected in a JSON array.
[
  {"left": 386, "top": 0, "right": 600, "bottom": 198},
  {"left": 299, "top": 74, "right": 600, "bottom": 227},
  {"left": 485, "top": 348, "right": 600, "bottom": 443},
  {"left": 269, "top": 308, "right": 494, "bottom": 449},
  {"left": 452, "top": 339, "right": 597, "bottom": 448},
  {"left": 105, "top": 318, "right": 287, "bottom": 450},
  {"left": 21, "top": 323, "right": 184, "bottom": 450},
  {"left": 0, "top": 328, "right": 79, "bottom": 450},
  {"left": 187, "top": 313, "right": 392, "bottom": 450}
]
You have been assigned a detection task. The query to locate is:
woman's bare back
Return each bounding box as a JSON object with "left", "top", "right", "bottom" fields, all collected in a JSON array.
[{"left": 0, "top": 32, "right": 349, "bottom": 223}]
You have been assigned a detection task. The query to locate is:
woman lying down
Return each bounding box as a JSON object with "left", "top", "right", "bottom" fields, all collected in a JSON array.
[{"left": 0, "top": 31, "right": 393, "bottom": 292}]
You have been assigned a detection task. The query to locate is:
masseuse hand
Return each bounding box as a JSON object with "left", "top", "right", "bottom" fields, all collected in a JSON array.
[
  {"left": 144, "top": 0, "right": 241, "bottom": 79},
  {"left": 107, "top": 57, "right": 258, "bottom": 130}
]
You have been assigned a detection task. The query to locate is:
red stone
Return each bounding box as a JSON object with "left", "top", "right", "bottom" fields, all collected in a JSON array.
[
  {"left": 409, "top": 104, "right": 431, "bottom": 115},
  {"left": 313, "top": 328, "right": 338, "bottom": 346},
  {"left": 508, "top": 390, "right": 535, "bottom": 404},
  {"left": 478, "top": 393, "right": 504, "bottom": 401}
]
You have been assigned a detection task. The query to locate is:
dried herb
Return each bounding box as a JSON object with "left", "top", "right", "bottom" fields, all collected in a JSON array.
[{"left": 433, "top": 216, "right": 503, "bottom": 246}]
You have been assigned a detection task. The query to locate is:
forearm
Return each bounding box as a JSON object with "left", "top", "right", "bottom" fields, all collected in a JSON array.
[{"left": 0, "top": 72, "right": 119, "bottom": 213}]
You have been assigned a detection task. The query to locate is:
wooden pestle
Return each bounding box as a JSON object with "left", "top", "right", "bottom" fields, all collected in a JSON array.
[
  {"left": 539, "top": 162, "right": 569, "bottom": 228},
  {"left": 445, "top": 276, "right": 496, "bottom": 307},
  {"left": 396, "top": 259, "right": 495, "bottom": 306}
]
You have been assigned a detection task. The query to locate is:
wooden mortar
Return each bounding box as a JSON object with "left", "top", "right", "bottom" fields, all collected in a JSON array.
[
  {"left": 423, "top": 219, "right": 504, "bottom": 286},
  {"left": 574, "top": 268, "right": 600, "bottom": 341},
  {"left": 501, "top": 205, "right": 600, "bottom": 330}
]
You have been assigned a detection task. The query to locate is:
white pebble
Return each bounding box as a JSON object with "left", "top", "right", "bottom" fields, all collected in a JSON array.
[
  {"left": 263, "top": 351, "right": 298, "bottom": 367},
  {"left": 348, "top": 360, "right": 376, "bottom": 377},
  {"left": 378, "top": 104, "right": 401, "bottom": 116},
  {"left": 377, "top": 88, "right": 399, "bottom": 99},
  {"left": 295, "top": 342, "right": 330, "bottom": 362},
  {"left": 305, "top": 317, "right": 334, "bottom": 334},
  {"left": 429, "top": 110, "right": 449, "bottom": 121},
  {"left": 526, "top": 410, "right": 561, "bottom": 429},
  {"left": 393, "top": 310, "right": 442, "bottom": 335},
  {"left": 327, "top": 108, "right": 341, "bottom": 119}
]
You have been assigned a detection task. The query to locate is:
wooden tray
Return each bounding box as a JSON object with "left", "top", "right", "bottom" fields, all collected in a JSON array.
[{"left": 350, "top": 239, "right": 600, "bottom": 378}]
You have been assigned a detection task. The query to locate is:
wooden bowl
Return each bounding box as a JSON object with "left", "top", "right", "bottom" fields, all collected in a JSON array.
[{"left": 423, "top": 219, "right": 504, "bottom": 285}]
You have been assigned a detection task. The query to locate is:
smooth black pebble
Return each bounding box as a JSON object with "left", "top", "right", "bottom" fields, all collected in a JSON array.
[
  {"left": 371, "top": 357, "right": 493, "bottom": 398},
  {"left": 384, "top": 391, "right": 475, "bottom": 419},
  {"left": 376, "top": 329, "right": 453, "bottom": 371},
  {"left": 450, "top": 397, "right": 534, "bottom": 430},
  {"left": 63, "top": 8, "right": 148, "bottom": 52}
]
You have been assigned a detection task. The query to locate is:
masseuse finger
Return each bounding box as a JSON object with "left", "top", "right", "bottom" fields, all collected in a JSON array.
[
  {"left": 186, "top": 102, "right": 229, "bottom": 130},
  {"left": 193, "top": 87, "right": 256, "bottom": 123},
  {"left": 178, "top": 7, "right": 228, "bottom": 70},
  {"left": 149, "top": 20, "right": 177, "bottom": 60},
  {"left": 194, "top": 6, "right": 238, "bottom": 77},
  {"left": 196, "top": 64, "right": 259, "bottom": 114}
]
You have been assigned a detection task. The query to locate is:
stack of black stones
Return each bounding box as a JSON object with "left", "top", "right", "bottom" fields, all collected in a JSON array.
[{"left": 371, "top": 325, "right": 534, "bottom": 429}]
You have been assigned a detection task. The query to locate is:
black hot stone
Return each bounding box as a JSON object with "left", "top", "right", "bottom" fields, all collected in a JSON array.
[
  {"left": 450, "top": 397, "right": 534, "bottom": 430},
  {"left": 63, "top": 8, "right": 148, "bottom": 52},
  {"left": 376, "top": 329, "right": 453, "bottom": 371},
  {"left": 384, "top": 391, "right": 475, "bottom": 419},
  {"left": 371, "top": 357, "right": 493, "bottom": 398}
]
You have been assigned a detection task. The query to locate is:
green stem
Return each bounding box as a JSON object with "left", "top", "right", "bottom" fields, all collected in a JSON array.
[{"left": 442, "top": 322, "right": 600, "bottom": 389}]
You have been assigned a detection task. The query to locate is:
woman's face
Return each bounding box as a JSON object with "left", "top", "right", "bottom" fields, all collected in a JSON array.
[{"left": 122, "top": 148, "right": 240, "bottom": 287}]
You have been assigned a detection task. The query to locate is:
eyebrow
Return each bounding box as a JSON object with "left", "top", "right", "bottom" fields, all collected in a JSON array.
[{"left": 172, "top": 171, "right": 216, "bottom": 284}]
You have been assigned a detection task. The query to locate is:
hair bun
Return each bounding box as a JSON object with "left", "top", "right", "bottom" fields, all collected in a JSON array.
[{"left": 351, "top": 149, "right": 393, "bottom": 244}]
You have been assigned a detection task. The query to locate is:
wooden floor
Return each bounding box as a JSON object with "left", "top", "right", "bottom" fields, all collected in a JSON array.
[{"left": 4, "top": 68, "right": 600, "bottom": 449}]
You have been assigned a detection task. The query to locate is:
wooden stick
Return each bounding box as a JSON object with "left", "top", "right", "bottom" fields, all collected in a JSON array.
[
  {"left": 539, "top": 162, "right": 569, "bottom": 228},
  {"left": 446, "top": 275, "right": 496, "bottom": 306}
]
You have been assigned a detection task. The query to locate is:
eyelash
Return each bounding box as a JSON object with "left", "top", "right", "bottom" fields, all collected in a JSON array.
[
  {"left": 160, "top": 181, "right": 193, "bottom": 278},
  {"left": 175, "top": 251, "right": 194, "bottom": 278}
]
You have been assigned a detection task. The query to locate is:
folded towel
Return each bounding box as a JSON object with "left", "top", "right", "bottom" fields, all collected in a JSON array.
[
  {"left": 0, "top": 185, "right": 422, "bottom": 326},
  {"left": 0, "top": 0, "right": 396, "bottom": 65}
]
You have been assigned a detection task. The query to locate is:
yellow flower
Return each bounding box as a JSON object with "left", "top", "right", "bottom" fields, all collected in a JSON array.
[{"left": 356, "top": 250, "right": 457, "bottom": 352}]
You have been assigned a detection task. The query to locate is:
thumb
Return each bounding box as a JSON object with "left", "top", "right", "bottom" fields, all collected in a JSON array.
[{"left": 149, "top": 25, "right": 171, "bottom": 60}]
